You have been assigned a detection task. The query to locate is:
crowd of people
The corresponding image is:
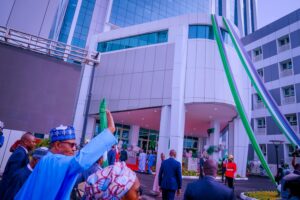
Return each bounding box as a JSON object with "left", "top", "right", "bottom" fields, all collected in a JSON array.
[
  {"left": 0, "top": 112, "right": 142, "bottom": 200},
  {"left": 1, "top": 112, "right": 300, "bottom": 200}
]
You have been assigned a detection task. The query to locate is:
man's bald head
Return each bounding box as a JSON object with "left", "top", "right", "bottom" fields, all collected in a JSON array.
[
  {"left": 203, "top": 159, "right": 218, "bottom": 177},
  {"left": 169, "top": 149, "right": 177, "bottom": 158},
  {"left": 20, "top": 132, "right": 36, "bottom": 151}
]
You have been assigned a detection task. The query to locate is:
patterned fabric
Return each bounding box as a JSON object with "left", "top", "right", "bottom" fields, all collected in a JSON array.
[
  {"left": 85, "top": 162, "right": 136, "bottom": 200},
  {"left": 50, "top": 125, "right": 75, "bottom": 143}
]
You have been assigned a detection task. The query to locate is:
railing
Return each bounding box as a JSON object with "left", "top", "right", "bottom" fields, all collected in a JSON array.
[
  {"left": 278, "top": 43, "right": 290, "bottom": 53},
  {"left": 0, "top": 26, "right": 99, "bottom": 66},
  {"left": 280, "top": 68, "right": 293, "bottom": 77},
  {"left": 254, "top": 101, "right": 264, "bottom": 109},
  {"left": 255, "top": 127, "right": 266, "bottom": 135},
  {"left": 253, "top": 54, "right": 262, "bottom": 62},
  {"left": 282, "top": 96, "right": 295, "bottom": 105}
]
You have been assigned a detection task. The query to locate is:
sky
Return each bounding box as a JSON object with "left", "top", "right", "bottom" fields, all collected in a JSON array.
[{"left": 257, "top": 0, "right": 300, "bottom": 28}]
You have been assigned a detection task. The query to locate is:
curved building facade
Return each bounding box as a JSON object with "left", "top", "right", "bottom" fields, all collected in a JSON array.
[{"left": 81, "top": 14, "right": 251, "bottom": 177}]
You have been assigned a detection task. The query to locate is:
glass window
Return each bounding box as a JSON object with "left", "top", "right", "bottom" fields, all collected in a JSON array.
[
  {"left": 256, "top": 94, "right": 262, "bottom": 103},
  {"left": 188, "top": 25, "right": 198, "bottom": 38},
  {"left": 280, "top": 60, "right": 292, "bottom": 71},
  {"left": 97, "top": 30, "right": 168, "bottom": 53},
  {"left": 259, "top": 144, "right": 266, "bottom": 156},
  {"left": 256, "top": 118, "right": 266, "bottom": 128},
  {"left": 257, "top": 69, "right": 263, "bottom": 78},
  {"left": 278, "top": 35, "right": 290, "bottom": 46},
  {"left": 243, "top": 0, "right": 248, "bottom": 35},
  {"left": 109, "top": 0, "right": 212, "bottom": 27},
  {"left": 253, "top": 47, "right": 262, "bottom": 56},
  {"left": 285, "top": 114, "right": 297, "bottom": 126},
  {"left": 282, "top": 85, "right": 295, "bottom": 97}
]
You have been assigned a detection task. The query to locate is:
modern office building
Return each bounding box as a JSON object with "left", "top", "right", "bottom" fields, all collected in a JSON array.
[
  {"left": 242, "top": 9, "right": 300, "bottom": 170},
  {"left": 0, "top": 0, "right": 263, "bottom": 177},
  {"left": 0, "top": 0, "right": 257, "bottom": 50},
  {"left": 77, "top": 13, "right": 252, "bottom": 178}
]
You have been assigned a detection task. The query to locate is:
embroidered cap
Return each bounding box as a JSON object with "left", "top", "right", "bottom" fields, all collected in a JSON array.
[
  {"left": 85, "top": 162, "right": 137, "bottom": 200},
  {"left": 32, "top": 147, "right": 49, "bottom": 159},
  {"left": 50, "top": 125, "right": 76, "bottom": 143}
]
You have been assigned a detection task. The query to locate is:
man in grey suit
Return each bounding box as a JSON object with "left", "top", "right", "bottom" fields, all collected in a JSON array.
[
  {"left": 184, "top": 159, "right": 235, "bottom": 200},
  {"left": 159, "top": 149, "right": 182, "bottom": 200}
]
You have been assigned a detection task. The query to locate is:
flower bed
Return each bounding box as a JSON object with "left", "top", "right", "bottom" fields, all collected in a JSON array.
[{"left": 242, "top": 191, "right": 279, "bottom": 200}]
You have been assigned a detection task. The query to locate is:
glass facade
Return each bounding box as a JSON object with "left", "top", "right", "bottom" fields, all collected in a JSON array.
[
  {"left": 183, "top": 136, "right": 198, "bottom": 157},
  {"left": 218, "top": 0, "right": 222, "bottom": 16},
  {"left": 188, "top": 25, "right": 233, "bottom": 45},
  {"left": 138, "top": 128, "right": 159, "bottom": 152},
  {"left": 109, "top": 0, "right": 211, "bottom": 27},
  {"left": 234, "top": 0, "right": 238, "bottom": 26},
  {"left": 250, "top": 0, "right": 255, "bottom": 33},
  {"left": 115, "top": 124, "right": 130, "bottom": 147},
  {"left": 58, "top": 0, "right": 78, "bottom": 43},
  {"left": 243, "top": 0, "right": 248, "bottom": 35},
  {"left": 97, "top": 30, "right": 168, "bottom": 53},
  {"left": 71, "top": 0, "right": 96, "bottom": 48}
]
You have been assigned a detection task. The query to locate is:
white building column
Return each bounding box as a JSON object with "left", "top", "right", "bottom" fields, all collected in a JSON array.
[
  {"left": 234, "top": 117, "right": 249, "bottom": 177},
  {"left": 168, "top": 22, "right": 188, "bottom": 164},
  {"left": 153, "top": 105, "right": 171, "bottom": 192},
  {"left": 129, "top": 125, "right": 139, "bottom": 150},
  {"left": 156, "top": 106, "right": 171, "bottom": 167},
  {"left": 208, "top": 120, "right": 220, "bottom": 161}
]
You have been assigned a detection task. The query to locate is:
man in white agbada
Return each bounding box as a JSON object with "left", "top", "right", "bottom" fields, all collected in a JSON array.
[{"left": 138, "top": 150, "right": 147, "bottom": 172}]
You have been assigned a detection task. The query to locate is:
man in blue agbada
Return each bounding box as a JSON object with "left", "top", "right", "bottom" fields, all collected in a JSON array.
[{"left": 15, "top": 111, "right": 117, "bottom": 200}]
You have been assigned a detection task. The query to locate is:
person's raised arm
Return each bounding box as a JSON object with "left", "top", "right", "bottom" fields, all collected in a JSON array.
[{"left": 72, "top": 111, "right": 117, "bottom": 171}]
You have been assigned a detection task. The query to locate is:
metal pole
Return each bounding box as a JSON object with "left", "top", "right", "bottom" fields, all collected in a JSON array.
[
  {"left": 80, "top": 64, "right": 96, "bottom": 148},
  {"left": 275, "top": 144, "right": 279, "bottom": 177}
]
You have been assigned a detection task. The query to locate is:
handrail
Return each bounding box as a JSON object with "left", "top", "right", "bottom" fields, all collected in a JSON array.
[{"left": 0, "top": 26, "right": 99, "bottom": 66}]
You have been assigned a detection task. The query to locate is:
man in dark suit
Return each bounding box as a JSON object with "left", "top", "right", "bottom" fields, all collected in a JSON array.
[
  {"left": 108, "top": 145, "right": 116, "bottom": 165},
  {"left": 0, "top": 132, "right": 36, "bottom": 198},
  {"left": 159, "top": 149, "right": 182, "bottom": 200},
  {"left": 184, "top": 159, "right": 235, "bottom": 200}
]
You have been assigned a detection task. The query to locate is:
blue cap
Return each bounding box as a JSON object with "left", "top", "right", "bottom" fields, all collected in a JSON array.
[
  {"left": 50, "top": 125, "right": 76, "bottom": 143},
  {"left": 32, "top": 147, "right": 48, "bottom": 159}
]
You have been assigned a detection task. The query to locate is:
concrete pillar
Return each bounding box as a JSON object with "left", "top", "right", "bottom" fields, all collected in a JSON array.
[
  {"left": 156, "top": 106, "right": 171, "bottom": 167},
  {"left": 168, "top": 22, "right": 188, "bottom": 164},
  {"left": 169, "top": 102, "right": 185, "bottom": 164},
  {"left": 153, "top": 106, "right": 171, "bottom": 192},
  {"left": 129, "top": 125, "right": 139, "bottom": 150},
  {"left": 233, "top": 117, "right": 249, "bottom": 177},
  {"left": 208, "top": 120, "right": 220, "bottom": 161}
]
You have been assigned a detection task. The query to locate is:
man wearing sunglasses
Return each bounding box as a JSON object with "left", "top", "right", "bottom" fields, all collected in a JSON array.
[{"left": 15, "top": 111, "right": 117, "bottom": 200}]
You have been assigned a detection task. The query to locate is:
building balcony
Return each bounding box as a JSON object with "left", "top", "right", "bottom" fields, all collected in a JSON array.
[
  {"left": 280, "top": 69, "right": 293, "bottom": 77},
  {"left": 254, "top": 102, "right": 264, "bottom": 109},
  {"left": 278, "top": 43, "right": 290, "bottom": 53},
  {"left": 253, "top": 54, "right": 262, "bottom": 62},
  {"left": 282, "top": 96, "right": 295, "bottom": 105},
  {"left": 255, "top": 127, "right": 266, "bottom": 135}
]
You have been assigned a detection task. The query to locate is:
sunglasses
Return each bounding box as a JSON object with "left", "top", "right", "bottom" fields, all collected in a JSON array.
[{"left": 60, "top": 141, "right": 78, "bottom": 149}]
